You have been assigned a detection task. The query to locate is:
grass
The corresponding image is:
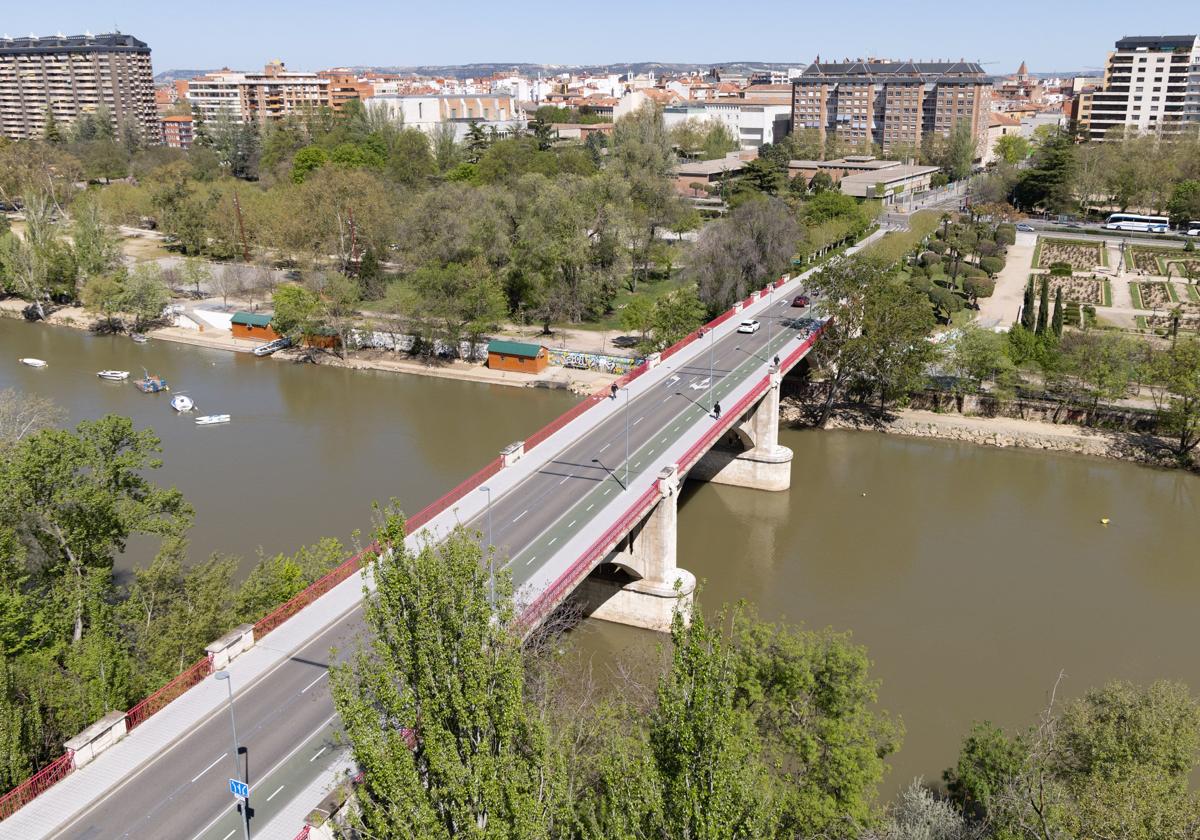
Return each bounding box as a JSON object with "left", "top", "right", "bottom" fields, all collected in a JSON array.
[
  {"left": 1102, "top": 280, "right": 1113, "bottom": 307},
  {"left": 1031, "top": 237, "right": 1043, "bottom": 268},
  {"left": 1129, "top": 282, "right": 1144, "bottom": 309},
  {"left": 1167, "top": 282, "right": 1181, "bottom": 303},
  {"left": 1187, "top": 284, "right": 1200, "bottom": 303},
  {"left": 1136, "top": 315, "right": 1149, "bottom": 330},
  {"left": 573, "top": 273, "right": 691, "bottom": 333}
]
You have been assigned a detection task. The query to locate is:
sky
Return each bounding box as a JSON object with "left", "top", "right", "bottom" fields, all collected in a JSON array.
[{"left": 5, "top": 1, "right": 1200, "bottom": 75}]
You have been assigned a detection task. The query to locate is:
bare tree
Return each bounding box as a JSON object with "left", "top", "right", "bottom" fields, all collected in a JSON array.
[
  {"left": 687, "top": 196, "right": 801, "bottom": 312},
  {"left": 0, "top": 389, "right": 65, "bottom": 448}
]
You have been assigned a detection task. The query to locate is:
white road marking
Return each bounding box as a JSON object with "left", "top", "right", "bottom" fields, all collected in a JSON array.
[
  {"left": 586, "top": 504, "right": 594, "bottom": 512},
  {"left": 633, "top": 416, "right": 644, "bottom": 426},
  {"left": 673, "top": 425, "right": 681, "bottom": 432},
  {"left": 559, "top": 475, "right": 570, "bottom": 485},
  {"left": 548, "top": 537, "right": 558, "bottom": 546},
  {"left": 267, "top": 785, "right": 285, "bottom": 802},
  {"left": 634, "top": 461, "right": 642, "bottom": 468},
  {"left": 667, "top": 375, "right": 680, "bottom": 386},
  {"left": 604, "top": 488, "right": 612, "bottom": 496},
  {"left": 191, "top": 754, "right": 227, "bottom": 784},
  {"left": 222, "top": 830, "right": 235, "bottom": 840},
  {"left": 301, "top": 671, "right": 327, "bottom": 694},
  {"left": 660, "top": 436, "right": 667, "bottom": 443},
  {"left": 309, "top": 746, "right": 327, "bottom": 762},
  {"left": 568, "top": 520, "right": 576, "bottom": 528},
  {"left": 599, "top": 443, "right": 610, "bottom": 452},
  {"left": 513, "top": 510, "right": 528, "bottom": 523}
]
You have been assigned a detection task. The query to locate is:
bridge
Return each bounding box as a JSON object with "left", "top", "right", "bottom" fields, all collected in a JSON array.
[{"left": 1, "top": 243, "right": 866, "bottom": 839}]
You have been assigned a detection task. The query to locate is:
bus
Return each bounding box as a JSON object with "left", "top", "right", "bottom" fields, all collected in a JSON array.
[
  {"left": 1104, "top": 213, "right": 1170, "bottom": 233},
  {"left": 1186, "top": 221, "right": 1200, "bottom": 237}
]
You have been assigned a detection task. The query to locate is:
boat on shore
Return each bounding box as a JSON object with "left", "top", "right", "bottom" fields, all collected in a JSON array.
[
  {"left": 195, "top": 414, "right": 230, "bottom": 425},
  {"left": 131, "top": 334, "right": 149, "bottom": 344},
  {"left": 19, "top": 358, "right": 47, "bottom": 368},
  {"left": 134, "top": 371, "right": 169, "bottom": 393},
  {"left": 97, "top": 370, "right": 129, "bottom": 381},
  {"left": 170, "top": 394, "right": 195, "bottom": 412},
  {"left": 252, "top": 337, "right": 291, "bottom": 357}
]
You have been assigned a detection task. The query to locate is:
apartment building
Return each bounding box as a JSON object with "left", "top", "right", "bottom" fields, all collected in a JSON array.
[
  {"left": 1081, "top": 35, "right": 1200, "bottom": 140},
  {"left": 792, "top": 59, "right": 992, "bottom": 158},
  {"left": 188, "top": 61, "right": 330, "bottom": 124},
  {"left": 0, "top": 32, "right": 159, "bottom": 142},
  {"left": 161, "top": 114, "right": 194, "bottom": 148},
  {"left": 662, "top": 100, "right": 791, "bottom": 150}
]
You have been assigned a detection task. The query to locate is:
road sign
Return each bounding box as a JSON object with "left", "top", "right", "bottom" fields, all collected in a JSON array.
[{"left": 229, "top": 778, "right": 249, "bottom": 798}]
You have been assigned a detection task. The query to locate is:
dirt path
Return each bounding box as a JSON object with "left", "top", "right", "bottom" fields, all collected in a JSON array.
[{"left": 976, "top": 230, "right": 1036, "bottom": 328}]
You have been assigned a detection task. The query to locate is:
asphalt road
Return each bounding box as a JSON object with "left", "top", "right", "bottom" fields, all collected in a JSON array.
[
  {"left": 55, "top": 609, "right": 361, "bottom": 840},
  {"left": 50, "top": 295, "right": 815, "bottom": 839},
  {"left": 1024, "top": 220, "right": 1192, "bottom": 249}
]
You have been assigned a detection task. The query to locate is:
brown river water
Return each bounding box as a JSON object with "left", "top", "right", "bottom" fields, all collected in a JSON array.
[{"left": 4, "top": 318, "right": 1199, "bottom": 795}]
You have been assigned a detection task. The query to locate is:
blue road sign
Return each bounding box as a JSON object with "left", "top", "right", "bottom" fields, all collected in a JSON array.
[{"left": 229, "top": 778, "right": 249, "bottom": 798}]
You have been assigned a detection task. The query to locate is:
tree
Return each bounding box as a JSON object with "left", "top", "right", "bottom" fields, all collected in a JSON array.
[
  {"left": 330, "top": 512, "right": 557, "bottom": 840},
  {"left": 1051, "top": 287, "right": 1064, "bottom": 338},
  {"left": 808, "top": 170, "right": 834, "bottom": 194},
  {"left": 1167, "top": 179, "right": 1200, "bottom": 229},
  {"left": 290, "top": 145, "right": 328, "bottom": 183},
  {"left": 0, "top": 416, "right": 191, "bottom": 643},
  {"left": 270, "top": 284, "right": 322, "bottom": 341},
  {"left": 618, "top": 294, "right": 654, "bottom": 343},
  {"left": 1063, "top": 331, "right": 1137, "bottom": 417},
  {"left": 0, "top": 389, "right": 64, "bottom": 450},
  {"left": 1035, "top": 276, "right": 1050, "bottom": 336},
  {"left": 943, "top": 721, "right": 1028, "bottom": 816},
  {"left": 875, "top": 779, "right": 980, "bottom": 840},
  {"left": 42, "top": 108, "right": 63, "bottom": 145},
  {"left": 80, "top": 272, "right": 127, "bottom": 332},
  {"left": 649, "top": 605, "right": 771, "bottom": 840},
  {"left": 962, "top": 275, "right": 995, "bottom": 308},
  {"left": 946, "top": 324, "right": 1015, "bottom": 398},
  {"left": 120, "top": 263, "right": 172, "bottom": 331},
  {"left": 71, "top": 196, "right": 122, "bottom": 288},
  {"left": 1012, "top": 129, "right": 1076, "bottom": 212},
  {"left": 993, "top": 134, "right": 1030, "bottom": 166},
  {"left": 179, "top": 256, "right": 211, "bottom": 298},
  {"left": 650, "top": 286, "right": 705, "bottom": 349},
  {"left": 1149, "top": 337, "right": 1200, "bottom": 463},
  {"left": 464, "top": 120, "right": 488, "bottom": 164},
  {"left": 411, "top": 261, "right": 506, "bottom": 357},
  {"left": 689, "top": 197, "right": 801, "bottom": 312},
  {"left": 925, "top": 120, "right": 977, "bottom": 181},
  {"left": 1020, "top": 279, "right": 1036, "bottom": 331}
]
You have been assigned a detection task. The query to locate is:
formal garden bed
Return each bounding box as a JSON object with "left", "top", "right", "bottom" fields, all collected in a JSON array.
[
  {"left": 1041, "top": 275, "right": 1110, "bottom": 306},
  {"left": 1137, "top": 312, "right": 1200, "bottom": 333},
  {"left": 1035, "top": 238, "right": 1105, "bottom": 271},
  {"left": 1126, "top": 245, "right": 1200, "bottom": 277},
  {"left": 1132, "top": 281, "right": 1175, "bottom": 309}
]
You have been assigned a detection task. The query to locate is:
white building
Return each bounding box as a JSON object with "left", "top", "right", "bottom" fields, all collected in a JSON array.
[
  {"left": 1085, "top": 35, "right": 1200, "bottom": 140},
  {"left": 662, "top": 101, "right": 791, "bottom": 150},
  {"left": 364, "top": 94, "right": 525, "bottom": 140},
  {"left": 188, "top": 62, "right": 329, "bottom": 124}
]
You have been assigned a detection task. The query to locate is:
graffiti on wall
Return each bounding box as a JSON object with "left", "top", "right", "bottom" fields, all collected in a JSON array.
[{"left": 546, "top": 348, "right": 643, "bottom": 374}]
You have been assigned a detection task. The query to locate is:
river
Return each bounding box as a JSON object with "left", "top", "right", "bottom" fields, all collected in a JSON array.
[{"left": 4, "top": 318, "right": 1200, "bottom": 796}]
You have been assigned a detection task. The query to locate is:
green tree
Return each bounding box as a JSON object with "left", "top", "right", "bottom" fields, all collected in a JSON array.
[
  {"left": 650, "top": 605, "right": 772, "bottom": 840},
  {"left": 946, "top": 324, "right": 1015, "bottom": 397},
  {"left": 119, "top": 263, "right": 172, "bottom": 331},
  {"left": 42, "top": 108, "right": 63, "bottom": 145},
  {"left": 290, "top": 145, "right": 329, "bottom": 183},
  {"left": 943, "top": 721, "right": 1028, "bottom": 815},
  {"left": 1035, "top": 276, "right": 1050, "bottom": 336},
  {"left": 993, "top": 134, "right": 1030, "bottom": 165},
  {"left": 1020, "top": 278, "right": 1036, "bottom": 331},
  {"left": 1063, "top": 331, "right": 1137, "bottom": 416},
  {"left": 330, "top": 513, "right": 557, "bottom": 840},
  {"left": 689, "top": 197, "right": 801, "bottom": 312},
  {"left": 80, "top": 272, "right": 127, "bottom": 332},
  {"left": 270, "top": 284, "right": 322, "bottom": 340},
  {"left": 1149, "top": 336, "right": 1200, "bottom": 463},
  {"left": 1051, "top": 287, "right": 1064, "bottom": 338},
  {"left": 650, "top": 286, "right": 705, "bottom": 348},
  {"left": 1167, "top": 179, "right": 1200, "bottom": 229}
]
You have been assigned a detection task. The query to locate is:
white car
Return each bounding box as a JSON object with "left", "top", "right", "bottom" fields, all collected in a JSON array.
[{"left": 737, "top": 319, "right": 761, "bottom": 334}]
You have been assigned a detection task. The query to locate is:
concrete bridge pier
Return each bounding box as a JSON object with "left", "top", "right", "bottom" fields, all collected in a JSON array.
[
  {"left": 578, "top": 466, "right": 696, "bottom": 633},
  {"left": 690, "top": 366, "right": 793, "bottom": 492}
]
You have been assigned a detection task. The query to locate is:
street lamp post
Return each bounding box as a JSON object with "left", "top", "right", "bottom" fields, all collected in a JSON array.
[
  {"left": 623, "top": 387, "right": 631, "bottom": 488},
  {"left": 215, "top": 671, "right": 251, "bottom": 840},
  {"left": 479, "top": 486, "right": 494, "bottom": 606},
  {"left": 704, "top": 327, "right": 716, "bottom": 411}
]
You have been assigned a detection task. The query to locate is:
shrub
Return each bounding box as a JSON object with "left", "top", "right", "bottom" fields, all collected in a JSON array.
[
  {"left": 1049, "top": 261, "right": 1073, "bottom": 276},
  {"left": 979, "top": 255, "right": 1006, "bottom": 276},
  {"left": 964, "top": 266, "right": 988, "bottom": 279},
  {"left": 926, "top": 239, "right": 947, "bottom": 255},
  {"left": 918, "top": 250, "right": 940, "bottom": 267},
  {"left": 964, "top": 275, "right": 995, "bottom": 302},
  {"left": 995, "top": 224, "right": 1016, "bottom": 246}
]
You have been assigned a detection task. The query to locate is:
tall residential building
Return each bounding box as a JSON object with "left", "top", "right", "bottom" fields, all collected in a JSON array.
[
  {"left": 1082, "top": 35, "right": 1200, "bottom": 141},
  {"left": 188, "top": 61, "right": 330, "bottom": 125},
  {"left": 791, "top": 59, "right": 992, "bottom": 158},
  {"left": 0, "top": 32, "right": 159, "bottom": 142}
]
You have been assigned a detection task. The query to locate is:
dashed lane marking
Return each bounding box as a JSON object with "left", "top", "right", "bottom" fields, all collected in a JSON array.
[
  {"left": 548, "top": 537, "right": 557, "bottom": 546},
  {"left": 568, "top": 520, "right": 576, "bottom": 528},
  {"left": 559, "top": 475, "right": 570, "bottom": 485},
  {"left": 301, "top": 672, "right": 327, "bottom": 694},
  {"left": 633, "top": 416, "right": 644, "bottom": 426},
  {"left": 513, "top": 510, "right": 528, "bottom": 523},
  {"left": 267, "top": 785, "right": 285, "bottom": 802},
  {"left": 586, "top": 504, "right": 594, "bottom": 512},
  {"left": 310, "top": 746, "right": 327, "bottom": 762},
  {"left": 190, "top": 754, "right": 227, "bottom": 784},
  {"left": 599, "top": 443, "right": 610, "bottom": 452}
]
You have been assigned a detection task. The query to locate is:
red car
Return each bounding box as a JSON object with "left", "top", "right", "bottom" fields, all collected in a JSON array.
[{"left": 791, "top": 295, "right": 810, "bottom": 308}]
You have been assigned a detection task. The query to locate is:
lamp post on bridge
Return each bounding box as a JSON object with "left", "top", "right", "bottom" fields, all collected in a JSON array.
[
  {"left": 700, "top": 326, "right": 716, "bottom": 412},
  {"left": 479, "top": 485, "right": 495, "bottom": 607},
  {"left": 623, "top": 386, "right": 631, "bottom": 489},
  {"left": 214, "top": 671, "right": 251, "bottom": 840}
]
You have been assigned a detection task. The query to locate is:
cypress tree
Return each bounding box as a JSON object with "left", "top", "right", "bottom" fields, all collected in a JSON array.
[
  {"left": 1021, "top": 279, "right": 1036, "bottom": 331},
  {"left": 42, "top": 107, "right": 62, "bottom": 144},
  {"left": 1035, "top": 277, "right": 1050, "bottom": 335},
  {"left": 1051, "top": 288, "right": 1064, "bottom": 338}
]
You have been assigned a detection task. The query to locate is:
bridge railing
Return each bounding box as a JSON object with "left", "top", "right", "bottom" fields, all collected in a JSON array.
[
  {"left": 126, "top": 654, "right": 214, "bottom": 732},
  {"left": 520, "top": 481, "right": 661, "bottom": 629},
  {"left": 0, "top": 752, "right": 75, "bottom": 821},
  {"left": 405, "top": 456, "right": 504, "bottom": 531},
  {"left": 253, "top": 543, "right": 377, "bottom": 641}
]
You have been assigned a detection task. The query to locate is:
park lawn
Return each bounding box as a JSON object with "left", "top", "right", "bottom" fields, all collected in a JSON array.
[
  {"left": 1130, "top": 282, "right": 1144, "bottom": 309},
  {"left": 572, "top": 273, "right": 692, "bottom": 332},
  {"left": 1188, "top": 284, "right": 1200, "bottom": 303},
  {"left": 1135, "top": 315, "right": 1149, "bottom": 330},
  {"left": 1167, "top": 283, "right": 1180, "bottom": 303}
]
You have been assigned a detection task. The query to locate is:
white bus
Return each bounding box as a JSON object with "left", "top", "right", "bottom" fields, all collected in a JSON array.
[
  {"left": 1104, "top": 213, "right": 1170, "bottom": 233},
  {"left": 1186, "top": 221, "right": 1200, "bottom": 237}
]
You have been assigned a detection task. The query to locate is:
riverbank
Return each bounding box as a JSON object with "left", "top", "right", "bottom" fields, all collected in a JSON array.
[
  {"left": 781, "top": 398, "right": 1181, "bottom": 469},
  {"left": 0, "top": 300, "right": 617, "bottom": 394}
]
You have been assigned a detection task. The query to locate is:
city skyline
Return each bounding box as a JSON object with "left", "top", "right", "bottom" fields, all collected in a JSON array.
[{"left": 6, "top": 0, "right": 1200, "bottom": 74}]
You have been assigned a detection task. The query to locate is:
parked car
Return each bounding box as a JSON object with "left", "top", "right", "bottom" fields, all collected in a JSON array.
[
  {"left": 1015, "top": 223, "right": 1035, "bottom": 232},
  {"left": 737, "top": 319, "right": 761, "bottom": 334},
  {"left": 791, "top": 295, "right": 811, "bottom": 308}
]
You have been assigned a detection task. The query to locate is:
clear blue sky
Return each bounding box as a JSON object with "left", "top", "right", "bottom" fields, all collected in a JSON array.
[{"left": 6, "top": 1, "right": 1200, "bottom": 74}]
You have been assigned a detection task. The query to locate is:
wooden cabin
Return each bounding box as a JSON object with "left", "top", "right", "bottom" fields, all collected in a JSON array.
[{"left": 486, "top": 340, "right": 548, "bottom": 373}]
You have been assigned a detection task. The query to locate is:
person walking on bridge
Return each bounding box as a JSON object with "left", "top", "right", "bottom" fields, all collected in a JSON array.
[{"left": 713, "top": 401, "right": 721, "bottom": 419}]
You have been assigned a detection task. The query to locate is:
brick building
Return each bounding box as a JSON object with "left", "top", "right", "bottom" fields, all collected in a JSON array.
[{"left": 792, "top": 59, "right": 992, "bottom": 158}]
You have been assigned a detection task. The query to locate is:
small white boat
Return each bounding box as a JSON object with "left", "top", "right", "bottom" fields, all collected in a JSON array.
[
  {"left": 19, "top": 358, "right": 47, "bottom": 368},
  {"left": 195, "top": 414, "right": 230, "bottom": 425},
  {"left": 170, "top": 394, "right": 195, "bottom": 412},
  {"left": 130, "top": 334, "right": 149, "bottom": 344},
  {"left": 252, "top": 337, "right": 292, "bottom": 357},
  {"left": 97, "top": 370, "right": 130, "bottom": 381}
]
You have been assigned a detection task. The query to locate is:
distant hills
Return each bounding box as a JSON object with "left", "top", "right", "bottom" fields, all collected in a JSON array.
[{"left": 154, "top": 61, "right": 804, "bottom": 83}]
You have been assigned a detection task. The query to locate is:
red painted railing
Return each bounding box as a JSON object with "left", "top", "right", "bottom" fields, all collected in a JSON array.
[
  {"left": 778, "top": 322, "right": 827, "bottom": 374},
  {"left": 253, "top": 545, "right": 375, "bottom": 640},
  {"left": 292, "top": 826, "right": 311, "bottom": 840},
  {"left": 126, "top": 655, "right": 214, "bottom": 732},
  {"left": 677, "top": 378, "right": 770, "bottom": 475},
  {"left": 406, "top": 456, "right": 505, "bottom": 531},
  {"left": 0, "top": 752, "right": 75, "bottom": 821},
  {"left": 520, "top": 482, "right": 662, "bottom": 629}
]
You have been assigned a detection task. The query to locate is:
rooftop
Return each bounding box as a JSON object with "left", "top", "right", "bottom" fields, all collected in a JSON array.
[
  {"left": 1114, "top": 35, "right": 1198, "bottom": 51},
  {"left": 674, "top": 156, "right": 748, "bottom": 177},
  {"left": 487, "top": 339, "right": 544, "bottom": 358},
  {"left": 0, "top": 32, "right": 149, "bottom": 55}
]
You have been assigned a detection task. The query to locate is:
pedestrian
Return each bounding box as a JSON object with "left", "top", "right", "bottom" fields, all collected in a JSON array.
[
  {"left": 610, "top": 383, "right": 618, "bottom": 400},
  {"left": 773, "top": 355, "right": 780, "bottom": 368},
  {"left": 713, "top": 401, "right": 721, "bottom": 419}
]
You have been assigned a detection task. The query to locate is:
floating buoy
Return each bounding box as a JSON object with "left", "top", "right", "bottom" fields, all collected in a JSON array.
[
  {"left": 862, "top": 492, "right": 868, "bottom": 497},
  {"left": 1100, "top": 518, "right": 1110, "bottom": 526}
]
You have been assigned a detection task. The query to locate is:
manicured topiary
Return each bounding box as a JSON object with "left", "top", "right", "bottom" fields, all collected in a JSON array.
[{"left": 979, "top": 256, "right": 1006, "bottom": 276}]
